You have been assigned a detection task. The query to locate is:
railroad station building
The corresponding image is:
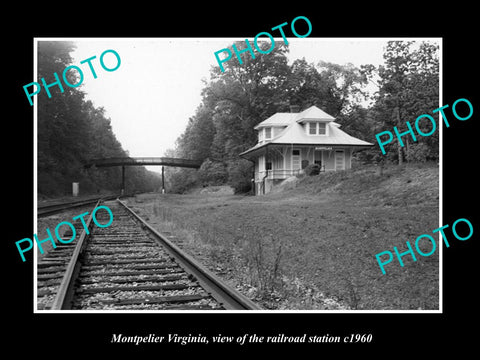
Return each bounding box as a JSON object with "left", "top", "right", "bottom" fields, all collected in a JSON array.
[{"left": 239, "top": 105, "right": 373, "bottom": 195}]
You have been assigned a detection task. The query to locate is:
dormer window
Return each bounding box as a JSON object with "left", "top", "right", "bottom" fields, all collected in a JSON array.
[
  {"left": 264, "top": 127, "right": 272, "bottom": 140},
  {"left": 318, "top": 123, "right": 326, "bottom": 135},
  {"left": 258, "top": 127, "right": 274, "bottom": 144},
  {"left": 307, "top": 122, "right": 327, "bottom": 135}
]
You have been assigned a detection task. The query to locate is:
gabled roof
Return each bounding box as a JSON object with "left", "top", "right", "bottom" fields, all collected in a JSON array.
[
  {"left": 254, "top": 113, "right": 293, "bottom": 129},
  {"left": 241, "top": 106, "right": 373, "bottom": 157},
  {"left": 295, "top": 106, "right": 335, "bottom": 123}
]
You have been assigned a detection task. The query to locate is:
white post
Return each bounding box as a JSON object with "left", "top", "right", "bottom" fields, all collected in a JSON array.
[{"left": 72, "top": 182, "right": 79, "bottom": 197}]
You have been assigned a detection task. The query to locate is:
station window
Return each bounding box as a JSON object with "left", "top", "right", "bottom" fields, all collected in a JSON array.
[
  {"left": 318, "top": 123, "right": 326, "bottom": 135},
  {"left": 307, "top": 122, "right": 327, "bottom": 135},
  {"left": 264, "top": 127, "right": 272, "bottom": 139}
]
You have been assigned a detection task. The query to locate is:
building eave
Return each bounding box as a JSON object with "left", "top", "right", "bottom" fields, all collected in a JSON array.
[
  {"left": 239, "top": 141, "right": 374, "bottom": 159},
  {"left": 296, "top": 118, "right": 334, "bottom": 124}
]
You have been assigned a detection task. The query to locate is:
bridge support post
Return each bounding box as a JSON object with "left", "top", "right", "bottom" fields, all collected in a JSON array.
[
  {"left": 121, "top": 165, "right": 125, "bottom": 195},
  {"left": 161, "top": 166, "right": 165, "bottom": 194}
]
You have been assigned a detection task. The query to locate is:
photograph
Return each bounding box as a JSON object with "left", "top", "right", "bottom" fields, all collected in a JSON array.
[{"left": 32, "top": 37, "right": 440, "bottom": 312}]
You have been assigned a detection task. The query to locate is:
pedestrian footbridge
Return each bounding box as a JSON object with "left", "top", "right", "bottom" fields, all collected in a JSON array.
[{"left": 84, "top": 157, "right": 202, "bottom": 193}]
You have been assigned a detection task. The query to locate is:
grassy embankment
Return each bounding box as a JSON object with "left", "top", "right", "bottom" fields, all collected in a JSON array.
[{"left": 127, "top": 163, "right": 439, "bottom": 310}]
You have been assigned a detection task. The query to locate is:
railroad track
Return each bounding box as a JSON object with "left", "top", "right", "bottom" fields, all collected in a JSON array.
[
  {"left": 37, "top": 195, "right": 120, "bottom": 217},
  {"left": 37, "top": 199, "right": 260, "bottom": 311}
]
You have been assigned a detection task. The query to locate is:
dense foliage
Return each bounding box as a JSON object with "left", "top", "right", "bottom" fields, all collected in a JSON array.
[
  {"left": 168, "top": 40, "right": 439, "bottom": 193},
  {"left": 37, "top": 41, "right": 159, "bottom": 197},
  {"left": 363, "top": 41, "right": 440, "bottom": 164}
]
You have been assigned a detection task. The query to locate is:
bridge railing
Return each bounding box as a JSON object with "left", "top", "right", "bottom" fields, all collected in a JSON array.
[{"left": 85, "top": 157, "right": 203, "bottom": 168}]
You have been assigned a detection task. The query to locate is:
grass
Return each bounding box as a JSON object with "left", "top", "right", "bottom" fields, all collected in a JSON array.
[{"left": 127, "top": 162, "right": 439, "bottom": 310}]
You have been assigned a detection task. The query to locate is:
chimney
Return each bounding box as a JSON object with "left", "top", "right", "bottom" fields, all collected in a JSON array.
[{"left": 289, "top": 104, "right": 300, "bottom": 113}]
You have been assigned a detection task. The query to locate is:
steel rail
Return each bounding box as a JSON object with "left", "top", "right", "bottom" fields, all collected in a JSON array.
[
  {"left": 50, "top": 201, "right": 100, "bottom": 310},
  {"left": 117, "top": 199, "right": 261, "bottom": 310},
  {"left": 38, "top": 195, "right": 122, "bottom": 217}
]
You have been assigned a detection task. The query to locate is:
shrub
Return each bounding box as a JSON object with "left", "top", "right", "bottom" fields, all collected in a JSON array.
[
  {"left": 227, "top": 159, "right": 254, "bottom": 194},
  {"left": 406, "top": 142, "right": 437, "bottom": 162},
  {"left": 305, "top": 164, "right": 321, "bottom": 176},
  {"left": 167, "top": 168, "right": 199, "bottom": 193},
  {"left": 198, "top": 158, "right": 228, "bottom": 186},
  {"left": 241, "top": 234, "right": 284, "bottom": 297}
]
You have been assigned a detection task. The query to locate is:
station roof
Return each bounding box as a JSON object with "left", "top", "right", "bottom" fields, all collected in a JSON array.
[
  {"left": 241, "top": 106, "right": 373, "bottom": 158},
  {"left": 254, "top": 105, "right": 335, "bottom": 130}
]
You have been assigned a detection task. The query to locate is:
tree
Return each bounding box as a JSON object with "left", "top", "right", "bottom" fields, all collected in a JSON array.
[
  {"left": 285, "top": 59, "right": 370, "bottom": 117},
  {"left": 170, "top": 41, "right": 377, "bottom": 193},
  {"left": 171, "top": 41, "right": 292, "bottom": 193},
  {"left": 373, "top": 41, "right": 439, "bottom": 164},
  {"left": 37, "top": 41, "right": 158, "bottom": 196},
  {"left": 176, "top": 104, "right": 215, "bottom": 160}
]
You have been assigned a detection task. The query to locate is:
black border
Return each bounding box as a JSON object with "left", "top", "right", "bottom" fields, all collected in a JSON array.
[{"left": 5, "top": 5, "right": 478, "bottom": 354}]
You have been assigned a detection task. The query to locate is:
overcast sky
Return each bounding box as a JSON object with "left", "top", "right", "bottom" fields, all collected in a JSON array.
[{"left": 68, "top": 38, "right": 439, "bottom": 173}]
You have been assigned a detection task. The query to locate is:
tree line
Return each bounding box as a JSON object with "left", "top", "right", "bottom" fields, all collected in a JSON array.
[
  {"left": 37, "top": 41, "right": 159, "bottom": 197},
  {"left": 36, "top": 41, "right": 439, "bottom": 196},
  {"left": 167, "top": 40, "right": 439, "bottom": 193}
]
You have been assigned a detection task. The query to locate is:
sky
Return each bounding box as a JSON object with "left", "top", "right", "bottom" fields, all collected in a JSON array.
[{"left": 69, "top": 37, "right": 439, "bottom": 173}]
